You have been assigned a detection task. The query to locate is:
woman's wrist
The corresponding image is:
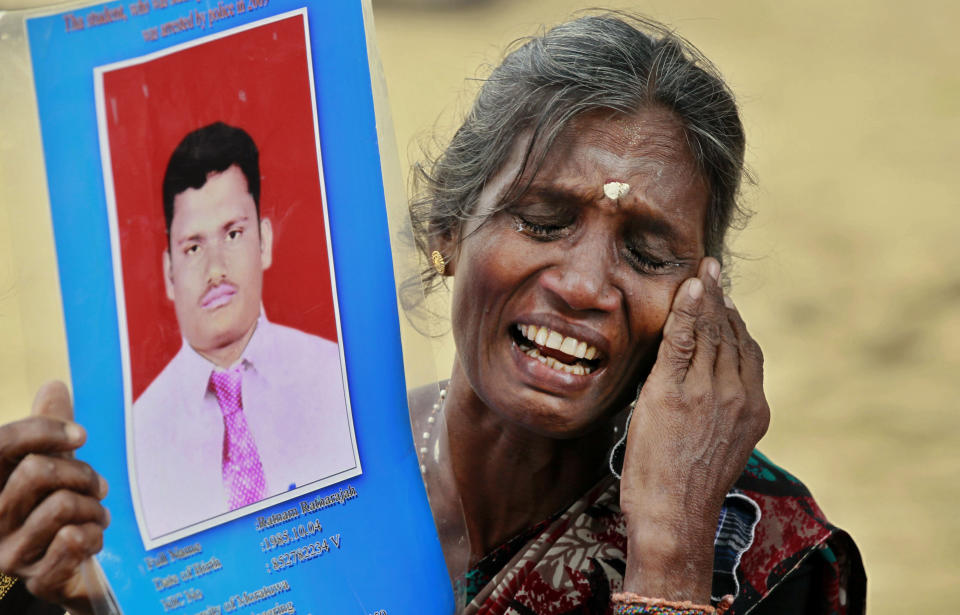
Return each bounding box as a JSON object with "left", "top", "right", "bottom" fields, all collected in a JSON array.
[
  {"left": 611, "top": 592, "right": 735, "bottom": 615},
  {"left": 621, "top": 547, "right": 713, "bottom": 604},
  {"left": 621, "top": 490, "right": 720, "bottom": 604},
  {"left": 621, "top": 507, "right": 717, "bottom": 602}
]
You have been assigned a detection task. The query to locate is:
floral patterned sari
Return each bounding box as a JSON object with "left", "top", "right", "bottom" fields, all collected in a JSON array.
[{"left": 462, "top": 450, "right": 865, "bottom": 615}]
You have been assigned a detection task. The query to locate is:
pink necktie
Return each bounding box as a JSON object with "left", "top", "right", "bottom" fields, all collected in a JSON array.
[{"left": 210, "top": 368, "right": 266, "bottom": 510}]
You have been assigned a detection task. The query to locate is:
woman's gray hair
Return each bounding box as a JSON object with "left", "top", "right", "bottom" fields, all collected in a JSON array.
[{"left": 410, "top": 12, "right": 750, "bottom": 293}]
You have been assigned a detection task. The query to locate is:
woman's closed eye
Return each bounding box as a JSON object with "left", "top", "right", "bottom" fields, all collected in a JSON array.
[
  {"left": 624, "top": 245, "right": 680, "bottom": 275},
  {"left": 512, "top": 213, "right": 573, "bottom": 240},
  {"left": 510, "top": 201, "right": 578, "bottom": 240}
]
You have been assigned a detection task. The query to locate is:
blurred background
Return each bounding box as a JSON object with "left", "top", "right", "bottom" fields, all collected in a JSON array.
[
  {"left": 0, "top": 0, "right": 956, "bottom": 612},
  {"left": 371, "top": 0, "right": 959, "bottom": 612}
]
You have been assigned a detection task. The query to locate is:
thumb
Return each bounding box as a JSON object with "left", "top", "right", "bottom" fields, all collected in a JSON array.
[
  {"left": 650, "top": 277, "right": 703, "bottom": 384},
  {"left": 32, "top": 381, "right": 75, "bottom": 423}
]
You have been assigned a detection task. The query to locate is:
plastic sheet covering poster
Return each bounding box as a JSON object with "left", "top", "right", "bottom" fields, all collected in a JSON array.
[{"left": 25, "top": 1, "right": 452, "bottom": 613}]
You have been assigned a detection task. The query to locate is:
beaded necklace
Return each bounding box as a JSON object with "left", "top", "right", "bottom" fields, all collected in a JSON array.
[{"left": 417, "top": 387, "right": 446, "bottom": 474}]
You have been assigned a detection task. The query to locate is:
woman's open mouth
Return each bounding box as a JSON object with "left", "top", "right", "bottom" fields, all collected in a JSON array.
[{"left": 511, "top": 323, "right": 603, "bottom": 376}]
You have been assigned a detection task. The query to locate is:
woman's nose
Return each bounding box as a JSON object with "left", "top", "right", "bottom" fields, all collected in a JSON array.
[{"left": 539, "top": 239, "right": 619, "bottom": 313}]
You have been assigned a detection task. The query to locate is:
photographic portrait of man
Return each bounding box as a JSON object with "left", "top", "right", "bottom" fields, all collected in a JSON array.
[
  {"left": 92, "top": 12, "right": 362, "bottom": 546},
  {"left": 131, "top": 122, "right": 358, "bottom": 541}
]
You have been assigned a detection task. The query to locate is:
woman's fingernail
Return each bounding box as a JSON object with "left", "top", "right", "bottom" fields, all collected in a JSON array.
[
  {"left": 723, "top": 294, "right": 735, "bottom": 309},
  {"left": 689, "top": 278, "right": 704, "bottom": 300},
  {"left": 103, "top": 508, "right": 111, "bottom": 527},
  {"left": 65, "top": 423, "right": 85, "bottom": 444},
  {"left": 707, "top": 259, "right": 721, "bottom": 282},
  {"left": 98, "top": 475, "right": 109, "bottom": 498}
]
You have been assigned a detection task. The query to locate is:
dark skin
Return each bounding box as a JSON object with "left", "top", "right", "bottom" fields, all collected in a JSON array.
[
  {"left": 0, "top": 107, "right": 768, "bottom": 612},
  {"left": 0, "top": 382, "right": 108, "bottom": 615}
]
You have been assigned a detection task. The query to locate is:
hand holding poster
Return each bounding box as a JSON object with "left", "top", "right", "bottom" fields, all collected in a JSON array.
[{"left": 2, "top": 1, "right": 453, "bottom": 612}]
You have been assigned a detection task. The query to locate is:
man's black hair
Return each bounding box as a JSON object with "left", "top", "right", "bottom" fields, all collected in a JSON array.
[{"left": 162, "top": 122, "right": 260, "bottom": 236}]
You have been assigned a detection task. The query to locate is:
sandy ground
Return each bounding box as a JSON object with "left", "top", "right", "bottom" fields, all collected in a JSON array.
[{"left": 372, "top": 0, "right": 960, "bottom": 611}]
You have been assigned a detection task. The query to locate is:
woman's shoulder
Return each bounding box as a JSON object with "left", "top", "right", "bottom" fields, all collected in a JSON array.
[
  {"left": 735, "top": 449, "right": 817, "bottom": 497},
  {"left": 731, "top": 449, "right": 866, "bottom": 615}
]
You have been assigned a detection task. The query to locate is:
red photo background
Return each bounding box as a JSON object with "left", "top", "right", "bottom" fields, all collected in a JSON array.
[{"left": 101, "top": 14, "right": 337, "bottom": 400}]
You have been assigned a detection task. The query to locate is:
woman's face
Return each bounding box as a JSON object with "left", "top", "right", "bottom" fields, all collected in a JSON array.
[{"left": 448, "top": 107, "right": 709, "bottom": 438}]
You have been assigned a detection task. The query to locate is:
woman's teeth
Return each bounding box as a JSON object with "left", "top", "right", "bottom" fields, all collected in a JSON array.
[
  {"left": 523, "top": 347, "right": 591, "bottom": 375},
  {"left": 516, "top": 324, "right": 600, "bottom": 375},
  {"left": 518, "top": 324, "right": 599, "bottom": 360}
]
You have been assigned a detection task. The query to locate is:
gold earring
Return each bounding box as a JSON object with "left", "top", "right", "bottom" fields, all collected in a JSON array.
[{"left": 431, "top": 250, "right": 446, "bottom": 276}]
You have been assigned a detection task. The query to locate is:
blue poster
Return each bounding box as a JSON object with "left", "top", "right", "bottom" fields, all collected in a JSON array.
[{"left": 26, "top": 1, "right": 452, "bottom": 612}]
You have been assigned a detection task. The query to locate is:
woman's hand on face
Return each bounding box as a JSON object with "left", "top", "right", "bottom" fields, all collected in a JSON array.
[
  {"left": 0, "top": 382, "right": 108, "bottom": 614},
  {"left": 619, "top": 257, "right": 770, "bottom": 603}
]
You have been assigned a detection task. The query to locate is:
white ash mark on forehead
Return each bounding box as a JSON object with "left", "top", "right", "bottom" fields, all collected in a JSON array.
[{"left": 603, "top": 181, "right": 630, "bottom": 200}]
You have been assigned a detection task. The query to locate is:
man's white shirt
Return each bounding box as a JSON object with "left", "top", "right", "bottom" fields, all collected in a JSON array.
[{"left": 131, "top": 317, "right": 357, "bottom": 540}]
